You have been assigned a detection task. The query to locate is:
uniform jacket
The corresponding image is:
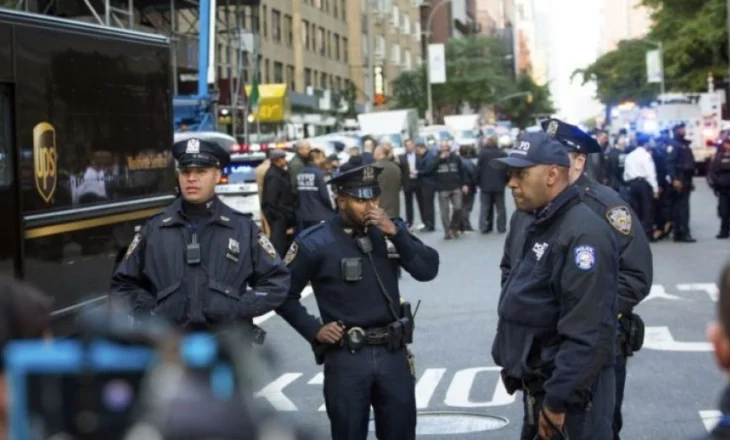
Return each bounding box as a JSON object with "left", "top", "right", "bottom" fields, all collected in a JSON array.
[
  {"left": 666, "top": 137, "right": 696, "bottom": 183},
  {"left": 493, "top": 185, "right": 618, "bottom": 412},
  {"left": 375, "top": 159, "right": 403, "bottom": 218},
  {"left": 295, "top": 164, "right": 335, "bottom": 223},
  {"left": 709, "top": 149, "right": 730, "bottom": 189},
  {"left": 275, "top": 215, "right": 439, "bottom": 344},
  {"left": 476, "top": 146, "right": 508, "bottom": 192},
  {"left": 110, "top": 197, "right": 290, "bottom": 329},
  {"left": 262, "top": 165, "right": 297, "bottom": 225}
]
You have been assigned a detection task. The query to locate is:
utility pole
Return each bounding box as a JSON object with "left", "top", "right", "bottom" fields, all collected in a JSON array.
[{"left": 366, "top": 0, "right": 375, "bottom": 112}]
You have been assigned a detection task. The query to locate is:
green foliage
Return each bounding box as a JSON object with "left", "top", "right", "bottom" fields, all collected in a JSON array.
[
  {"left": 497, "top": 74, "right": 555, "bottom": 129},
  {"left": 576, "top": 0, "right": 729, "bottom": 104},
  {"left": 391, "top": 36, "right": 554, "bottom": 128}
]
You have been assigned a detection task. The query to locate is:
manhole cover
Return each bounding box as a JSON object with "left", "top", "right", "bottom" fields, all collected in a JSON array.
[{"left": 368, "top": 411, "right": 509, "bottom": 435}]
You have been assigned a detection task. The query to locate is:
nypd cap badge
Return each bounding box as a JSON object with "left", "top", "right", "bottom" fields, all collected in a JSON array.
[
  {"left": 606, "top": 206, "right": 632, "bottom": 235},
  {"left": 186, "top": 138, "right": 200, "bottom": 154},
  {"left": 546, "top": 120, "right": 559, "bottom": 136},
  {"left": 573, "top": 245, "right": 596, "bottom": 271},
  {"left": 257, "top": 233, "right": 278, "bottom": 258}
]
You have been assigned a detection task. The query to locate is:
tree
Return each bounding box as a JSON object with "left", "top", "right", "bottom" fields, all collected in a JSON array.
[
  {"left": 497, "top": 74, "right": 555, "bottom": 129},
  {"left": 572, "top": 39, "right": 660, "bottom": 105}
]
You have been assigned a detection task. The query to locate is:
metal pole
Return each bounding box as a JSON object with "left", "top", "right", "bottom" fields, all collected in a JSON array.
[
  {"left": 226, "top": 0, "right": 233, "bottom": 135},
  {"left": 425, "top": 0, "right": 452, "bottom": 125},
  {"left": 658, "top": 41, "right": 665, "bottom": 95},
  {"left": 366, "top": 0, "right": 374, "bottom": 112}
]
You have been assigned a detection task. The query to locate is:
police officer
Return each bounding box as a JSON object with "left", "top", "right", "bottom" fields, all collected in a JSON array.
[
  {"left": 708, "top": 136, "right": 730, "bottom": 238},
  {"left": 493, "top": 131, "right": 619, "bottom": 440},
  {"left": 541, "top": 119, "right": 653, "bottom": 440},
  {"left": 111, "top": 137, "right": 291, "bottom": 331},
  {"left": 275, "top": 164, "right": 440, "bottom": 440},
  {"left": 666, "top": 122, "right": 697, "bottom": 242},
  {"left": 652, "top": 130, "right": 672, "bottom": 240},
  {"left": 296, "top": 148, "right": 336, "bottom": 229}
]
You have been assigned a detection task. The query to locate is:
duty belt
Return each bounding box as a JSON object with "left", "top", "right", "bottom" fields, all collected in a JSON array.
[{"left": 346, "top": 325, "right": 390, "bottom": 346}]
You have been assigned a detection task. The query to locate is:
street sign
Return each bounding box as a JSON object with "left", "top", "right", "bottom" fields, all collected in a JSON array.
[{"left": 428, "top": 43, "right": 447, "bottom": 84}]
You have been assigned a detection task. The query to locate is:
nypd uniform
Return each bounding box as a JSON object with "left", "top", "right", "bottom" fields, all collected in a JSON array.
[
  {"left": 666, "top": 123, "right": 696, "bottom": 242},
  {"left": 541, "top": 119, "right": 653, "bottom": 440},
  {"left": 708, "top": 138, "right": 730, "bottom": 238},
  {"left": 111, "top": 138, "right": 291, "bottom": 331},
  {"left": 492, "top": 132, "right": 619, "bottom": 440},
  {"left": 275, "top": 165, "right": 440, "bottom": 440}
]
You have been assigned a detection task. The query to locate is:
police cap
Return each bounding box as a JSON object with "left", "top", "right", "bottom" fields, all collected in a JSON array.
[
  {"left": 490, "top": 132, "right": 570, "bottom": 170},
  {"left": 541, "top": 118, "right": 602, "bottom": 154},
  {"left": 327, "top": 164, "right": 383, "bottom": 200},
  {"left": 172, "top": 137, "right": 230, "bottom": 169},
  {"left": 673, "top": 122, "right": 686, "bottom": 131},
  {"left": 269, "top": 149, "right": 287, "bottom": 159}
]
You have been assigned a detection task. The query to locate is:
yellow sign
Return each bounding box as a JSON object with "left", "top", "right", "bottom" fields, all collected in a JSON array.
[
  {"left": 245, "top": 83, "right": 290, "bottom": 123},
  {"left": 126, "top": 153, "right": 171, "bottom": 170},
  {"left": 33, "top": 122, "right": 57, "bottom": 204}
]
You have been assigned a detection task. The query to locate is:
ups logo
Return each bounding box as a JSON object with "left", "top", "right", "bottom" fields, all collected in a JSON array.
[{"left": 33, "top": 122, "right": 57, "bottom": 203}]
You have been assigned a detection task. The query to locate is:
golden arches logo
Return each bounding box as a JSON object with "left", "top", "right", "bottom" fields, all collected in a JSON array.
[{"left": 33, "top": 122, "right": 57, "bottom": 204}]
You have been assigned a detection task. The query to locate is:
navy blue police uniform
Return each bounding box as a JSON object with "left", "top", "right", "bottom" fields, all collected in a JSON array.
[
  {"left": 275, "top": 164, "right": 440, "bottom": 440},
  {"left": 651, "top": 132, "right": 672, "bottom": 236},
  {"left": 295, "top": 159, "right": 336, "bottom": 229},
  {"left": 666, "top": 123, "right": 697, "bottom": 242},
  {"left": 541, "top": 119, "right": 653, "bottom": 440},
  {"left": 111, "top": 137, "right": 290, "bottom": 332},
  {"left": 708, "top": 138, "right": 730, "bottom": 238},
  {"left": 492, "top": 132, "right": 619, "bottom": 440}
]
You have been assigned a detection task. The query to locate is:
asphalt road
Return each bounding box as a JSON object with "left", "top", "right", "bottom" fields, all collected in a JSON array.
[{"left": 251, "top": 178, "right": 727, "bottom": 439}]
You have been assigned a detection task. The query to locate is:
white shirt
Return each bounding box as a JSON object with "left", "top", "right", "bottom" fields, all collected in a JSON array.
[
  {"left": 623, "top": 147, "right": 658, "bottom": 193},
  {"left": 406, "top": 152, "right": 417, "bottom": 177}
]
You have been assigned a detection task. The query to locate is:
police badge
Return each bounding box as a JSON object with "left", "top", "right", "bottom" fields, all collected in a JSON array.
[
  {"left": 606, "top": 206, "right": 632, "bottom": 235},
  {"left": 186, "top": 138, "right": 200, "bottom": 154},
  {"left": 546, "top": 120, "right": 559, "bottom": 136},
  {"left": 363, "top": 166, "right": 375, "bottom": 183},
  {"left": 283, "top": 242, "right": 299, "bottom": 265},
  {"left": 124, "top": 233, "right": 143, "bottom": 260},
  {"left": 257, "top": 233, "right": 278, "bottom": 258}
]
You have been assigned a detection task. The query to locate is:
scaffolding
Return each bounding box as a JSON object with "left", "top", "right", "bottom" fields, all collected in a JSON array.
[{"left": 8, "top": 0, "right": 259, "bottom": 133}]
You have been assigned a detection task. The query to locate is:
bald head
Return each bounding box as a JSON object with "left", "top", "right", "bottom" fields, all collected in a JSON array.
[
  {"left": 374, "top": 145, "right": 388, "bottom": 161},
  {"left": 296, "top": 140, "right": 311, "bottom": 159}
]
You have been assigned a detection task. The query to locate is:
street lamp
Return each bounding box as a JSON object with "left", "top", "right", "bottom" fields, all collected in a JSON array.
[
  {"left": 424, "top": 0, "right": 452, "bottom": 125},
  {"left": 644, "top": 39, "right": 666, "bottom": 96}
]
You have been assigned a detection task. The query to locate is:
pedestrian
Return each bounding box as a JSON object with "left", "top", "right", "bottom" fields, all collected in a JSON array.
[
  {"left": 700, "top": 261, "right": 730, "bottom": 440},
  {"left": 476, "top": 135, "right": 508, "bottom": 234},
  {"left": 433, "top": 140, "right": 468, "bottom": 239},
  {"left": 708, "top": 136, "right": 730, "bottom": 239},
  {"left": 492, "top": 131, "right": 619, "bottom": 440},
  {"left": 275, "top": 164, "right": 439, "bottom": 440},
  {"left": 373, "top": 145, "right": 402, "bottom": 218},
  {"left": 288, "top": 140, "right": 311, "bottom": 190},
  {"left": 415, "top": 142, "right": 437, "bottom": 232},
  {"left": 295, "top": 149, "right": 336, "bottom": 230},
  {"left": 459, "top": 145, "right": 478, "bottom": 232},
  {"left": 541, "top": 118, "right": 653, "bottom": 440},
  {"left": 623, "top": 133, "right": 659, "bottom": 240},
  {"left": 111, "top": 137, "right": 290, "bottom": 330},
  {"left": 666, "top": 123, "right": 697, "bottom": 242},
  {"left": 262, "top": 149, "right": 298, "bottom": 256},
  {"left": 398, "top": 139, "right": 423, "bottom": 228},
  {"left": 651, "top": 131, "right": 672, "bottom": 240}
]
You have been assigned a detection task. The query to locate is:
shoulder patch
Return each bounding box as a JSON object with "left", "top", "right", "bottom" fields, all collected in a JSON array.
[
  {"left": 605, "top": 206, "right": 632, "bottom": 235},
  {"left": 257, "top": 233, "right": 278, "bottom": 258},
  {"left": 298, "top": 222, "right": 327, "bottom": 239},
  {"left": 283, "top": 242, "right": 299, "bottom": 265},
  {"left": 124, "top": 233, "right": 143, "bottom": 260},
  {"left": 573, "top": 245, "right": 596, "bottom": 271}
]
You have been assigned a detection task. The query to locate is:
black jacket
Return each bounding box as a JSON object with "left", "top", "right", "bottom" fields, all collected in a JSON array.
[
  {"left": 296, "top": 164, "right": 335, "bottom": 222},
  {"left": 494, "top": 186, "right": 618, "bottom": 412},
  {"left": 262, "top": 165, "right": 297, "bottom": 225},
  {"left": 427, "top": 153, "right": 465, "bottom": 191},
  {"left": 476, "top": 146, "right": 508, "bottom": 192},
  {"left": 111, "top": 197, "right": 290, "bottom": 329}
]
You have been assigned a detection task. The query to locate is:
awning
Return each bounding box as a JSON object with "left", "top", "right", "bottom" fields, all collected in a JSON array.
[{"left": 245, "top": 83, "right": 290, "bottom": 123}]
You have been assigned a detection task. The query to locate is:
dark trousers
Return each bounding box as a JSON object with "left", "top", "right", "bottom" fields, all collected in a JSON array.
[
  {"left": 479, "top": 190, "right": 506, "bottom": 232},
  {"left": 420, "top": 185, "right": 436, "bottom": 229},
  {"left": 403, "top": 182, "right": 421, "bottom": 226},
  {"left": 717, "top": 189, "right": 730, "bottom": 235},
  {"left": 521, "top": 366, "right": 615, "bottom": 440},
  {"left": 268, "top": 219, "right": 289, "bottom": 257},
  {"left": 670, "top": 186, "right": 691, "bottom": 238},
  {"left": 323, "top": 346, "right": 416, "bottom": 440},
  {"left": 613, "top": 354, "right": 627, "bottom": 440},
  {"left": 461, "top": 191, "right": 475, "bottom": 230},
  {"left": 654, "top": 183, "right": 671, "bottom": 230},
  {"left": 626, "top": 179, "right": 653, "bottom": 238}
]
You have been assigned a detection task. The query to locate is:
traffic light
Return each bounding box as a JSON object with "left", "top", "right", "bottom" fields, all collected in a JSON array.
[
  {"left": 374, "top": 93, "right": 386, "bottom": 105},
  {"left": 526, "top": 93, "right": 533, "bottom": 104}
]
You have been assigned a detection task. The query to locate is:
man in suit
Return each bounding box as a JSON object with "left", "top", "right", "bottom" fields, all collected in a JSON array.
[
  {"left": 374, "top": 145, "right": 402, "bottom": 218},
  {"left": 398, "top": 139, "right": 422, "bottom": 227}
]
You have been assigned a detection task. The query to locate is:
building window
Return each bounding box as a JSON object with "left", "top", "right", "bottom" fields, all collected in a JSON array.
[
  {"left": 287, "top": 64, "right": 295, "bottom": 90},
  {"left": 320, "top": 72, "right": 327, "bottom": 89},
  {"left": 323, "top": 0, "right": 329, "bottom": 13},
  {"left": 392, "top": 5, "right": 399, "bottom": 27},
  {"left": 402, "top": 14, "right": 409, "bottom": 34},
  {"left": 334, "top": 34, "right": 340, "bottom": 61},
  {"left": 313, "top": 0, "right": 321, "bottom": 8},
  {"left": 304, "top": 68, "right": 312, "bottom": 87},
  {"left": 285, "top": 15, "right": 293, "bottom": 47},
  {"left": 302, "top": 20, "right": 310, "bottom": 50},
  {"left": 261, "top": 6, "right": 268, "bottom": 38},
  {"left": 341, "top": 0, "right": 346, "bottom": 20},
  {"left": 241, "top": 51, "right": 249, "bottom": 82},
  {"left": 264, "top": 58, "right": 270, "bottom": 82},
  {"left": 404, "top": 49, "right": 411, "bottom": 70},
  {"left": 391, "top": 43, "right": 400, "bottom": 65},
  {"left": 311, "top": 23, "right": 317, "bottom": 51},
  {"left": 271, "top": 9, "right": 281, "bottom": 43},
  {"left": 317, "top": 27, "right": 325, "bottom": 56},
  {"left": 342, "top": 37, "right": 348, "bottom": 63},
  {"left": 326, "top": 30, "right": 332, "bottom": 58},
  {"left": 274, "top": 62, "right": 283, "bottom": 83},
  {"left": 333, "top": 0, "right": 338, "bottom": 17},
  {"left": 336, "top": 77, "right": 342, "bottom": 90}
]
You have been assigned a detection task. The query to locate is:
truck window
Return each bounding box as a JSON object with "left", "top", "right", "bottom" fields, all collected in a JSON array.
[{"left": 0, "top": 88, "right": 11, "bottom": 187}]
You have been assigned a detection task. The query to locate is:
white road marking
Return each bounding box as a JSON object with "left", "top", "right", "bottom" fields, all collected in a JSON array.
[
  {"left": 643, "top": 326, "right": 712, "bottom": 352},
  {"left": 253, "top": 372, "right": 302, "bottom": 411},
  {"left": 253, "top": 286, "right": 313, "bottom": 325},
  {"left": 416, "top": 368, "right": 447, "bottom": 409},
  {"left": 677, "top": 283, "right": 719, "bottom": 302},
  {"left": 641, "top": 284, "right": 686, "bottom": 303},
  {"left": 700, "top": 410, "right": 722, "bottom": 432},
  {"left": 444, "top": 367, "right": 515, "bottom": 407}
]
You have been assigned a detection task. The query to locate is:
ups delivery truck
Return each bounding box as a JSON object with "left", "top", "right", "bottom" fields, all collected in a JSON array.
[{"left": 0, "top": 9, "right": 175, "bottom": 331}]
